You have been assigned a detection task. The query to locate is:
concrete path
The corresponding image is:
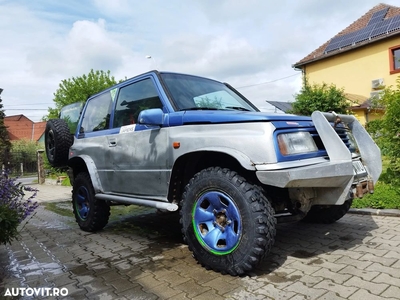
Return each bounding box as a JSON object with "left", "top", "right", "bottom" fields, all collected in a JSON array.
[{"left": 1, "top": 182, "right": 400, "bottom": 299}]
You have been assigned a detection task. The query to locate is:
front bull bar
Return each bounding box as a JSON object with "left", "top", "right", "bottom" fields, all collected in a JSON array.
[
  {"left": 311, "top": 111, "right": 382, "bottom": 184},
  {"left": 256, "top": 111, "right": 381, "bottom": 204}
]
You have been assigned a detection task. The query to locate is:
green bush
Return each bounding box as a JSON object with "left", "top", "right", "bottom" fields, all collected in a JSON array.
[
  {"left": 61, "top": 176, "right": 71, "bottom": 186},
  {"left": 369, "top": 76, "right": 400, "bottom": 183},
  {"left": 289, "top": 81, "right": 349, "bottom": 116},
  {"left": 0, "top": 205, "right": 20, "bottom": 245},
  {"left": 0, "top": 175, "right": 39, "bottom": 245}
]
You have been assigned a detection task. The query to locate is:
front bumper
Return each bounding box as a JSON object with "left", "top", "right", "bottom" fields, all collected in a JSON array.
[{"left": 256, "top": 111, "right": 382, "bottom": 205}]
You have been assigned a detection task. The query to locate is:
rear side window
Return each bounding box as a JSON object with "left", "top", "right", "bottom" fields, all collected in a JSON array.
[
  {"left": 113, "top": 78, "right": 163, "bottom": 128},
  {"left": 80, "top": 92, "right": 113, "bottom": 133},
  {"left": 59, "top": 102, "right": 84, "bottom": 134}
]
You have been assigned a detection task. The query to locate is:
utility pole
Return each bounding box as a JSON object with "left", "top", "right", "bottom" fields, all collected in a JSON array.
[{"left": 0, "top": 88, "right": 11, "bottom": 170}]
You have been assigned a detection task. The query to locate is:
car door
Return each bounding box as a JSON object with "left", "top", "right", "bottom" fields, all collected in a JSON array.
[
  {"left": 76, "top": 90, "right": 117, "bottom": 192},
  {"left": 110, "top": 77, "right": 170, "bottom": 198}
]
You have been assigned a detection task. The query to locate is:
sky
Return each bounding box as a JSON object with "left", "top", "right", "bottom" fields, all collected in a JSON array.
[{"left": 0, "top": 0, "right": 398, "bottom": 122}]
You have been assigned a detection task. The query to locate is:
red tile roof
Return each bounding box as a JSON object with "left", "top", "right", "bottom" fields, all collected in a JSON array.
[
  {"left": 293, "top": 3, "right": 400, "bottom": 68},
  {"left": 4, "top": 115, "right": 46, "bottom": 142}
]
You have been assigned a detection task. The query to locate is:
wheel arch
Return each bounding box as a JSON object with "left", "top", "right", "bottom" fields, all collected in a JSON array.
[
  {"left": 68, "top": 155, "right": 104, "bottom": 193},
  {"left": 168, "top": 149, "right": 256, "bottom": 204}
]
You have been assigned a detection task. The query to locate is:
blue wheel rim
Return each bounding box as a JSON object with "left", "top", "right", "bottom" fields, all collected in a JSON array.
[
  {"left": 75, "top": 186, "right": 90, "bottom": 220},
  {"left": 192, "top": 191, "right": 242, "bottom": 255}
]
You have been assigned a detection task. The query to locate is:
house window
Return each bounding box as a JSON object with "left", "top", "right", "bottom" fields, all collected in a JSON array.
[{"left": 389, "top": 46, "right": 400, "bottom": 74}]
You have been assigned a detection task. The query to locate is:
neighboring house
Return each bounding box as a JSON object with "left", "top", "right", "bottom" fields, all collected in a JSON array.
[
  {"left": 346, "top": 93, "right": 384, "bottom": 124},
  {"left": 266, "top": 101, "right": 293, "bottom": 113},
  {"left": 293, "top": 3, "right": 400, "bottom": 125},
  {"left": 4, "top": 115, "right": 46, "bottom": 143}
]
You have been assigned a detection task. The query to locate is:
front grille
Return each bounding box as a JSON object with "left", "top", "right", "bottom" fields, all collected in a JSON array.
[
  {"left": 310, "top": 126, "right": 352, "bottom": 151},
  {"left": 334, "top": 127, "right": 351, "bottom": 148}
]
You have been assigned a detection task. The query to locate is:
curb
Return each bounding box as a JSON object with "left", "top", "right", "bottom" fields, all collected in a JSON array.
[{"left": 349, "top": 208, "right": 400, "bottom": 217}]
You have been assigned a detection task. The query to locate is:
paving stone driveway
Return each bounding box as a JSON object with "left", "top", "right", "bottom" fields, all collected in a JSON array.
[{"left": 1, "top": 192, "right": 400, "bottom": 299}]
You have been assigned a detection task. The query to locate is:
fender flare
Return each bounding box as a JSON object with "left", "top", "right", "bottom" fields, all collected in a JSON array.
[{"left": 69, "top": 155, "right": 104, "bottom": 193}]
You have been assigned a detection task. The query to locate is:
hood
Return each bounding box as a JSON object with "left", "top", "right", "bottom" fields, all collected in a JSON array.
[{"left": 168, "top": 110, "right": 312, "bottom": 126}]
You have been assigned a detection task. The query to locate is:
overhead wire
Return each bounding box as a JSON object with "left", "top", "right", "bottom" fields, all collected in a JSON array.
[{"left": 236, "top": 73, "right": 300, "bottom": 89}]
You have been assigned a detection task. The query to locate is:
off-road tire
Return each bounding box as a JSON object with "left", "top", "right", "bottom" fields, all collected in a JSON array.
[
  {"left": 180, "top": 167, "right": 276, "bottom": 276},
  {"left": 302, "top": 199, "right": 353, "bottom": 224},
  {"left": 72, "top": 172, "right": 110, "bottom": 232},
  {"left": 45, "top": 119, "right": 73, "bottom": 168}
]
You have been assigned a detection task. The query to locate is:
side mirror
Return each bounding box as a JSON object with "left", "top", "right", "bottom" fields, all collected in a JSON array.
[{"left": 138, "top": 108, "right": 164, "bottom": 126}]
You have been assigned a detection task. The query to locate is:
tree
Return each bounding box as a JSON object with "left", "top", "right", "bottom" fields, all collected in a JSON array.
[
  {"left": 46, "top": 69, "right": 118, "bottom": 120},
  {"left": 195, "top": 96, "right": 223, "bottom": 108},
  {"left": 0, "top": 93, "right": 11, "bottom": 166},
  {"left": 289, "top": 80, "right": 349, "bottom": 116}
]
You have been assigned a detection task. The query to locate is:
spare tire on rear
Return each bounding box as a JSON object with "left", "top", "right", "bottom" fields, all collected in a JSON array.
[{"left": 45, "top": 119, "right": 74, "bottom": 168}]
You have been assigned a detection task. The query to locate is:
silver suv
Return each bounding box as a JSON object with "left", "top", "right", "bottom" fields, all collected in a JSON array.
[{"left": 45, "top": 71, "right": 381, "bottom": 275}]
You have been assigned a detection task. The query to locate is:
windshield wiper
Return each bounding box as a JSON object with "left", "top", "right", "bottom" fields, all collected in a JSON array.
[
  {"left": 180, "top": 106, "right": 251, "bottom": 112},
  {"left": 225, "top": 106, "right": 251, "bottom": 111},
  {"left": 180, "top": 107, "right": 221, "bottom": 111}
]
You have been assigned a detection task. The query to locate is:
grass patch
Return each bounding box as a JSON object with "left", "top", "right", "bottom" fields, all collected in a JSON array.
[
  {"left": 44, "top": 201, "right": 73, "bottom": 217},
  {"left": 352, "top": 182, "right": 400, "bottom": 209},
  {"left": 351, "top": 156, "right": 400, "bottom": 210}
]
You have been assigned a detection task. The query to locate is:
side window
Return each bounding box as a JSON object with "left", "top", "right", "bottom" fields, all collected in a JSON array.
[
  {"left": 81, "top": 92, "right": 113, "bottom": 133},
  {"left": 389, "top": 46, "right": 400, "bottom": 74},
  {"left": 113, "top": 78, "right": 163, "bottom": 128}
]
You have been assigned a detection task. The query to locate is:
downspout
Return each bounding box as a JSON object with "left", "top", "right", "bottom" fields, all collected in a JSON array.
[{"left": 293, "top": 65, "right": 306, "bottom": 87}]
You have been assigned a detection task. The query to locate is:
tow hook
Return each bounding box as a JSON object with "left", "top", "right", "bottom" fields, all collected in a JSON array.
[{"left": 355, "top": 179, "right": 375, "bottom": 198}]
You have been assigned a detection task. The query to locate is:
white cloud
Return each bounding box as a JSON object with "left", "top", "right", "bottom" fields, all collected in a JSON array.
[
  {"left": 161, "top": 34, "right": 270, "bottom": 78},
  {"left": 65, "top": 19, "right": 125, "bottom": 72}
]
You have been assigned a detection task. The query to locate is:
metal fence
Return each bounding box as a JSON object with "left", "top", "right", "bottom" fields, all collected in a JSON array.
[{"left": 3, "top": 151, "right": 38, "bottom": 176}]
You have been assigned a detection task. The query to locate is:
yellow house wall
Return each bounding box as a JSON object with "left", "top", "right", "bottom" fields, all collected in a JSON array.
[
  {"left": 305, "top": 37, "right": 400, "bottom": 98},
  {"left": 367, "top": 110, "right": 384, "bottom": 122},
  {"left": 353, "top": 111, "right": 366, "bottom": 124},
  {"left": 353, "top": 109, "right": 384, "bottom": 125}
]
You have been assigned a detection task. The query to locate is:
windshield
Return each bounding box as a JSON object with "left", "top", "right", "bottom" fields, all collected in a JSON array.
[{"left": 160, "top": 73, "right": 258, "bottom": 112}]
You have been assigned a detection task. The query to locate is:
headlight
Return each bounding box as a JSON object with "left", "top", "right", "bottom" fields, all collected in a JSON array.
[{"left": 278, "top": 132, "right": 318, "bottom": 155}]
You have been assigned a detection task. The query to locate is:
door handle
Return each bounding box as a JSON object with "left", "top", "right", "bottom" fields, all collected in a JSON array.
[{"left": 108, "top": 138, "right": 117, "bottom": 147}]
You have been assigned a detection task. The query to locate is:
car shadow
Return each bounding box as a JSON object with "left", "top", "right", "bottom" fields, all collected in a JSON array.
[
  {"left": 105, "top": 208, "right": 184, "bottom": 244},
  {"left": 253, "top": 213, "right": 379, "bottom": 276},
  {"left": 103, "top": 209, "right": 379, "bottom": 276}
]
